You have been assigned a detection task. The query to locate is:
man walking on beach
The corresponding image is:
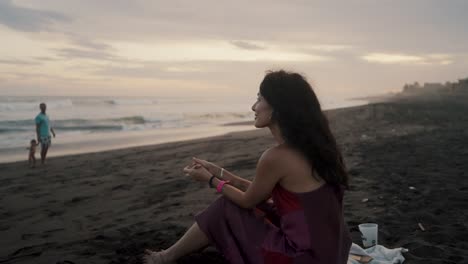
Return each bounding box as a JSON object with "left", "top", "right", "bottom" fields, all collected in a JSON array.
[{"left": 35, "top": 103, "right": 55, "bottom": 165}]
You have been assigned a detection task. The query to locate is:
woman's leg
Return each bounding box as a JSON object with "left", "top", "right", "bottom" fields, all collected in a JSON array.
[
  {"left": 165, "top": 222, "right": 210, "bottom": 260},
  {"left": 144, "top": 222, "right": 210, "bottom": 263},
  {"left": 145, "top": 196, "right": 273, "bottom": 264}
]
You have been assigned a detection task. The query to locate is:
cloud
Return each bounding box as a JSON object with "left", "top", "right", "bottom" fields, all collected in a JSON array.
[
  {"left": 1, "top": 1, "right": 467, "bottom": 97},
  {"left": 0, "top": 71, "right": 88, "bottom": 84},
  {"left": 362, "top": 53, "right": 423, "bottom": 64},
  {"left": 0, "top": 0, "right": 70, "bottom": 32},
  {"left": 361, "top": 53, "right": 454, "bottom": 65},
  {"left": 33, "top": 56, "right": 60, "bottom": 62},
  {"left": 165, "top": 66, "right": 204, "bottom": 73},
  {"left": 302, "top": 45, "right": 353, "bottom": 53},
  {"left": 4, "top": 1, "right": 467, "bottom": 53},
  {"left": 52, "top": 35, "right": 119, "bottom": 61},
  {"left": 230, "top": 41, "right": 266, "bottom": 50},
  {"left": 0, "top": 58, "right": 41, "bottom": 65},
  {"left": 92, "top": 61, "right": 211, "bottom": 80},
  {"left": 68, "top": 35, "right": 114, "bottom": 51},
  {"left": 111, "top": 41, "right": 331, "bottom": 62},
  {"left": 92, "top": 60, "right": 265, "bottom": 81},
  {"left": 54, "top": 48, "right": 117, "bottom": 61}
]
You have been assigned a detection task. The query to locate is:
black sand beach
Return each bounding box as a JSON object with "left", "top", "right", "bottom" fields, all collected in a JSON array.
[{"left": 1, "top": 95, "right": 467, "bottom": 264}]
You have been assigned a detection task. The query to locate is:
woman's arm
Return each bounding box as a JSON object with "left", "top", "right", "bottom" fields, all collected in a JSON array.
[
  {"left": 216, "top": 168, "right": 251, "bottom": 192},
  {"left": 212, "top": 148, "right": 282, "bottom": 209},
  {"left": 192, "top": 157, "right": 251, "bottom": 192}
]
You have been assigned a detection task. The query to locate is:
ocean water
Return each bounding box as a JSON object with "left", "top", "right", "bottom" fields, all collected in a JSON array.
[{"left": 0, "top": 96, "right": 366, "bottom": 163}]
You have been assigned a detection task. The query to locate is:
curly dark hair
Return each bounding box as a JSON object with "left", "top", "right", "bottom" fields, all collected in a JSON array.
[{"left": 259, "top": 70, "right": 349, "bottom": 188}]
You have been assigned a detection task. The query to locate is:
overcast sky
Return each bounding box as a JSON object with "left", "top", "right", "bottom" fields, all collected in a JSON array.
[{"left": 0, "top": 0, "right": 467, "bottom": 98}]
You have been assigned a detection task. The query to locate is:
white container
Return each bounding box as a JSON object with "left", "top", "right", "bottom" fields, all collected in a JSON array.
[{"left": 358, "top": 223, "right": 378, "bottom": 248}]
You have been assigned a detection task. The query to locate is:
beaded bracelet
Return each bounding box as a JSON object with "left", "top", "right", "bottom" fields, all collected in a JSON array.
[{"left": 216, "top": 180, "right": 230, "bottom": 193}]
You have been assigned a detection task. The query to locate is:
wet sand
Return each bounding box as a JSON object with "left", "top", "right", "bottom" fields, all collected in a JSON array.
[{"left": 1, "top": 95, "right": 467, "bottom": 264}]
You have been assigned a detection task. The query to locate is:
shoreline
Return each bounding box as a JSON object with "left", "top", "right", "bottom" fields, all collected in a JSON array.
[
  {"left": 0, "top": 123, "right": 255, "bottom": 165},
  {"left": 0, "top": 103, "right": 368, "bottom": 165}
]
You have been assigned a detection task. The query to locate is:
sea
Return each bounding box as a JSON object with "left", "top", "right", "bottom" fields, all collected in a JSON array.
[{"left": 0, "top": 96, "right": 366, "bottom": 163}]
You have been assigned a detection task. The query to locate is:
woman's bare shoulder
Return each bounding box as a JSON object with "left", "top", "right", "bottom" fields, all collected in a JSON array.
[
  {"left": 271, "top": 146, "right": 324, "bottom": 191},
  {"left": 260, "top": 145, "right": 306, "bottom": 167}
]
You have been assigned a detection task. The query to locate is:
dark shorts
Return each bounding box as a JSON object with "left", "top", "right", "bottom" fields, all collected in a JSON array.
[{"left": 39, "top": 136, "right": 51, "bottom": 148}]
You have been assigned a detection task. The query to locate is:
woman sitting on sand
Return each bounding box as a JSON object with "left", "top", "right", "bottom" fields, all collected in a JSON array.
[{"left": 144, "top": 70, "right": 352, "bottom": 264}]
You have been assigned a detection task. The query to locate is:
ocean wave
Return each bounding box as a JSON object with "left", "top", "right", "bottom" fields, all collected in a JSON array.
[
  {"left": 0, "top": 116, "right": 152, "bottom": 134},
  {"left": 111, "top": 116, "right": 146, "bottom": 124},
  {"left": 0, "top": 99, "right": 73, "bottom": 111},
  {"left": 183, "top": 112, "right": 252, "bottom": 120},
  {"left": 0, "top": 127, "right": 31, "bottom": 133},
  {"left": 104, "top": 99, "right": 156, "bottom": 105},
  {"left": 0, "top": 112, "right": 252, "bottom": 135},
  {"left": 55, "top": 125, "right": 123, "bottom": 131}
]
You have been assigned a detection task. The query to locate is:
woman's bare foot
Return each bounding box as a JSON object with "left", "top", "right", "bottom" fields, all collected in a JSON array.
[{"left": 143, "top": 249, "right": 174, "bottom": 264}]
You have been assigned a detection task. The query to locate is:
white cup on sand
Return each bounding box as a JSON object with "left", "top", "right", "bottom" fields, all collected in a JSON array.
[{"left": 358, "top": 223, "right": 378, "bottom": 248}]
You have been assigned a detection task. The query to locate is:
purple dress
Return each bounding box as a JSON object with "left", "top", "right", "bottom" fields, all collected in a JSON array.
[{"left": 195, "top": 183, "right": 352, "bottom": 264}]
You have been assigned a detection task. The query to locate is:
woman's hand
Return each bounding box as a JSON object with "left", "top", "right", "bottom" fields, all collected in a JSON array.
[
  {"left": 183, "top": 163, "right": 213, "bottom": 182},
  {"left": 192, "top": 157, "right": 220, "bottom": 176}
]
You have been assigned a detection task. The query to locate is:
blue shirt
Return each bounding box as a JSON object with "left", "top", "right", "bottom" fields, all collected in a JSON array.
[{"left": 35, "top": 113, "right": 50, "bottom": 137}]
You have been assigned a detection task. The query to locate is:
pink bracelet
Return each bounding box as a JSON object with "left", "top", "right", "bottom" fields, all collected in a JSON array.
[{"left": 216, "top": 180, "right": 230, "bottom": 193}]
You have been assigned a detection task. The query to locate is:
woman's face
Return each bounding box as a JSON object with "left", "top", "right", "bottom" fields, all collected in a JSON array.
[{"left": 251, "top": 93, "right": 273, "bottom": 128}]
